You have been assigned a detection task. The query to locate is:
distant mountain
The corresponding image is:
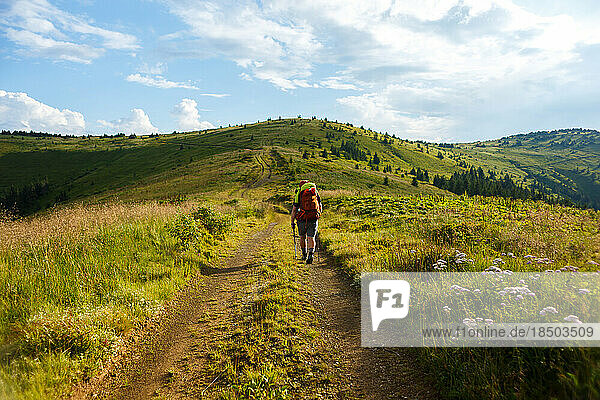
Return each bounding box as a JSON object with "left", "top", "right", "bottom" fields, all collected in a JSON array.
[{"left": 449, "top": 129, "right": 600, "bottom": 208}]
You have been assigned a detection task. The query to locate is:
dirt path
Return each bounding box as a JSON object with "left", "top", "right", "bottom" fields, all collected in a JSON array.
[
  {"left": 241, "top": 153, "right": 272, "bottom": 197},
  {"left": 308, "top": 254, "right": 438, "bottom": 400},
  {"left": 72, "top": 218, "right": 436, "bottom": 400},
  {"left": 72, "top": 222, "right": 277, "bottom": 400}
]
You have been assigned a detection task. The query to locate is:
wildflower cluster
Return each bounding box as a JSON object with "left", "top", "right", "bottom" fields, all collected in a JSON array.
[{"left": 524, "top": 254, "right": 554, "bottom": 265}]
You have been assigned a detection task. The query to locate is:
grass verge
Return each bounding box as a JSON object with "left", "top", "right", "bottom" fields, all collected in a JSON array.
[
  {"left": 0, "top": 200, "right": 264, "bottom": 399},
  {"left": 319, "top": 194, "right": 600, "bottom": 400},
  {"left": 206, "top": 222, "right": 355, "bottom": 399}
]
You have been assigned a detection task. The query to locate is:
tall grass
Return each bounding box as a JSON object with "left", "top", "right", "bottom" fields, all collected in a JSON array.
[
  {"left": 320, "top": 194, "right": 600, "bottom": 399},
  {"left": 0, "top": 201, "right": 252, "bottom": 399}
]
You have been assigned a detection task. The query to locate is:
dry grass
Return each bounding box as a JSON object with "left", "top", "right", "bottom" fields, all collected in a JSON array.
[
  {"left": 0, "top": 199, "right": 263, "bottom": 399},
  {"left": 0, "top": 201, "right": 196, "bottom": 251},
  {"left": 319, "top": 189, "right": 358, "bottom": 198}
]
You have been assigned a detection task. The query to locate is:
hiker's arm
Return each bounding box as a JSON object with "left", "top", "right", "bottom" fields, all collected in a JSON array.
[{"left": 290, "top": 205, "right": 297, "bottom": 225}]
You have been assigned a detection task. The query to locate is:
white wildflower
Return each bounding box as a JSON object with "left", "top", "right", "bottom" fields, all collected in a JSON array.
[
  {"left": 563, "top": 315, "right": 582, "bottom": 324},
  {"left": 539, "top": 306, "right": 558, "bottom": 316}
]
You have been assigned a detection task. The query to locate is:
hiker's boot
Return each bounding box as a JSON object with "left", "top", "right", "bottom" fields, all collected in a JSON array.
[
  {"left": 306, "top": 250, "right": 314, "bottom": 264},
  {"left": 301, "top": 249, "right": 307, "bottom": 261}
]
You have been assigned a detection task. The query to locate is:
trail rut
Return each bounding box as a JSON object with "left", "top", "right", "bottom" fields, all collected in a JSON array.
[
  {"left": 308, "top": 254, "right": 438, "bottom": 400},
  {"left": 72, "top": 223, "right": 277, "bottom": 400},
  {"left": 72, "top": 219, "right": 437, "bottom": 400}
]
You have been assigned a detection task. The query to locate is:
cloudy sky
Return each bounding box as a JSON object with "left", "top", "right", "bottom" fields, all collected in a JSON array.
[{"left": 1, "top": 0, "right": 600, "bottom": 142}]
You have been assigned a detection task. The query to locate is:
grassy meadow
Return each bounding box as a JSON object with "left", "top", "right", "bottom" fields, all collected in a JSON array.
[
  {"left": 0, "top": 198, "right": 270, "bottom": 399},
  {"left": 2, "top": 119, "right": 600, "bottom": 399},
  {"left": 320, "top": 194, "right": 600, "bottom": 399}
]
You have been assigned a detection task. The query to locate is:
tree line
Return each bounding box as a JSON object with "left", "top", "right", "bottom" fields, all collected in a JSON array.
[
  {"left": 0, "top": 179, "right": 54, "bottom": 216},
  {"left": 431, "top": 167, "right": 585, "bottom": 207}
]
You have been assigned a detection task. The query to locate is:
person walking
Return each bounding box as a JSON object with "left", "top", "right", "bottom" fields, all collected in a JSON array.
[{"left": 290, "top": 180, "right": 322, "bottom": 264}]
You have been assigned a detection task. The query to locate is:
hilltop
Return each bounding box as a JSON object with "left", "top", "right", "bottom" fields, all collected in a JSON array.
[
  {"left": 1, "top": 121, "right": 599, "bottom": 214},
  {"left": 0, "top": 118, "right": 454, "bottom": 214}
]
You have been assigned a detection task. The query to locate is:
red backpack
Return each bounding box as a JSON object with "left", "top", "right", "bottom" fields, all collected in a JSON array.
[{"left": 297, "top": 186, "right": 320, "bottom": 221}]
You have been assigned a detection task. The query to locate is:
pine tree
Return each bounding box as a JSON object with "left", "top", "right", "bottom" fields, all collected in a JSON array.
[{"left": 372, "top": 152, "right": 380, "bottom": 164}]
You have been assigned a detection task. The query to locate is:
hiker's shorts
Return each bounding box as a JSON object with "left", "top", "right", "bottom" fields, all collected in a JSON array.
[{"left": 297, "top": 219, "right": 318, "bottom": 238}]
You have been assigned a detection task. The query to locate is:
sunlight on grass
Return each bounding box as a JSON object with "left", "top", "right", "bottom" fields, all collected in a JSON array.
[{"left": 320, "top": 194, "right": 600, "bottom": 399}]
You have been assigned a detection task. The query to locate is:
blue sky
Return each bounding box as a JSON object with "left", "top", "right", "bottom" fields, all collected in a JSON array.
[{"left": 1, "top": 0, "right": 600, "bottom": 142}]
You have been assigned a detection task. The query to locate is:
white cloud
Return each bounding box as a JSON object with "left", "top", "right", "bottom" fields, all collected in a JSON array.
[
  {"left": 319, "top": 77, "right": 360, "bottom": 91},
  {"left": 139, "top": 62, "right": 167, "bottom": 75},
  {"left": 172, "top": 99, "right": 215, "bottom": 131},
  {"left": 158, "top": 0, "right": 600, "bottom": 138},
  {"left": 161, "top": 0, "right": 322, "bottom": 90},
  {"left": 6, "top": 28, "right": 104, "bottom": 64},
  {"left": 337, "top": 85, "right": 456, "bottom": 141},
  {"left": 98, "top": 109, "right": 158, "bottom": 134},
  {"left": 126, "top": 74, "right": 200, "bottom": 90},
  {"left": 1, "top": 0, "right": 139, "bottom": 63},
  {"left": 0, "top": 90, "right": 85, "bottom": 134},
  {"left": 126, "top": 74, "right": 229, "bottom": 97}
]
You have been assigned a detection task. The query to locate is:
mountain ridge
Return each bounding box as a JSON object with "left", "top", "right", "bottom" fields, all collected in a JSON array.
[{"left": 1, "top": 121, "right": 599, "bottom": 214}]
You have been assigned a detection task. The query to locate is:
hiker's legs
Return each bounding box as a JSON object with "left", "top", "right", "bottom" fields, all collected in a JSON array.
[
  {"left": 296, "top": 221, "right": 308, "bottom": 259},
  {"left": 299, "top": 235, "right": 307, "bottom": 249},
  {"left": 305, "top": 220, "right": 318, "bottom": 264},
  {"left": 299, "top": 235, "right": 307, "bottom": 259},
  {"left": 305, "top": 220, "right": 318, "bottom": 251}
]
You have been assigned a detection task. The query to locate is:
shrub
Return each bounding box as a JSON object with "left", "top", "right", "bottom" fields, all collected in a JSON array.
[
  {"left": 167, "top": 214, "right": 203, "bottom": 250},
  {"left": 192, "top": 206, "right": 234, "bottom": 236},
  {"left": 15, "top": 313, "right": 101, "bottom": 357}
]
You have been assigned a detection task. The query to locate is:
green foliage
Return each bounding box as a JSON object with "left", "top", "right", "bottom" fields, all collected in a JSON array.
[
  {"left": 192, "top": 206, "right": 234, "bottom": 236},
  {"left": 13, "top": 311, "right": 116, "bottom": 359},
  {"left": 220, "top": 365, "right": 290, "bottom": 399},
  {"left": 0, "top": 203, "right": 249, "bottom": 398},
  {"left": 209, "top": 225, "right": 346, "bottom": 399},
  {"left": 448, "top": 128, "right": 600, "bottom": 209},
  {"left": 0, "top": 179, "right": 51, "bottom": 215},
  {"left": 167, "top": 213, "right": 206, "bottom": 250},
  {"left": 321, "top": 194, "right": 600, "bottom": 399},
  {"left": 432, "top": 167, "right": 564, "bottom": 205}
]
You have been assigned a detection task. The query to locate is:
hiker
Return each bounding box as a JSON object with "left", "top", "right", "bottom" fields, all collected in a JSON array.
[{"left": 291, "top": 180, "right": 322, "bottom": 264}]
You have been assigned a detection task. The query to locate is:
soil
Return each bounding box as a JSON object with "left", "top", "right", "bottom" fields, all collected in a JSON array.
[
  {"left": 309, "top": 254, "right": 438, "bottom": 399},
  {"left": 71, "top": 222, "right": 437, "bottom": 399}
]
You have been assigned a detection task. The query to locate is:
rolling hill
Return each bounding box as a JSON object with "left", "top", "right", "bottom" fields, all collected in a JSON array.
[
  {"left": 1, "top": 121, "right": 599, "bottom": 215},
  {"left": 1, "top": 120, "right": 600, "bottom": 400},
  {"left": 0, "top": 118, "right": 454, "bottom": 214}
]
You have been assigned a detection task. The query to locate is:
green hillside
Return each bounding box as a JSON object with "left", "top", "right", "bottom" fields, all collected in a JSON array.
[
  {"left": 1, "top": 121, "right": 600, "bottom": 400},
  {"left": 2, "top": 122, "right": 600, "bottom": 214},
  {"left": 433, "top": 128, "right": 600, "bottom": 208},
  {"left": 0, "top": 119, "right": 456, "bottom": 214}
]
